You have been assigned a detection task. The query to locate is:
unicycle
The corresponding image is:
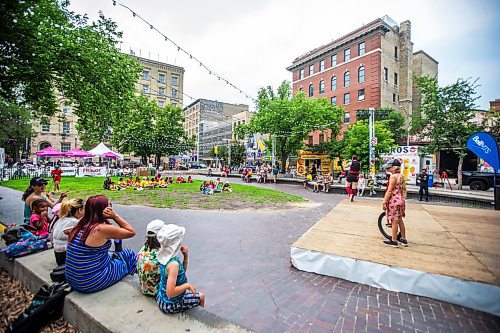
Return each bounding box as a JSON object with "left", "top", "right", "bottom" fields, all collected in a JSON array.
[{"left": 378, "top": 211, "right": 401, "bottom": 240}]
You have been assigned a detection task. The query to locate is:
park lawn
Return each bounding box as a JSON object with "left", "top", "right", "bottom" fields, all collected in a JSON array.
[{"left": 2, "top": 177, "right": 305, "bottom": 210}]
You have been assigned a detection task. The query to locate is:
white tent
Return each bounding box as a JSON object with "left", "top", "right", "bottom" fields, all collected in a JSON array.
[{"left": 88, "top": 142, "right": 124, "bottom": 159}]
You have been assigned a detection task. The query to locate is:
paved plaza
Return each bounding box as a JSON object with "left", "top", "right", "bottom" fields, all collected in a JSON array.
[{"left": 1, "top": 180, "right": 499, "bottom": 332}]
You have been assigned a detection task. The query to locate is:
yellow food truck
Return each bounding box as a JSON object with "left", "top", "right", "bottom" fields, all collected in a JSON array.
[{"left": 296, "top": 150, "right": 341, "bottom": 176}]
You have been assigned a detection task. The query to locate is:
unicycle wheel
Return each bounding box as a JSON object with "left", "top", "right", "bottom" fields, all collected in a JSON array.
[{"left": 378, "top": 211, "right": 401, "bottom": 240}]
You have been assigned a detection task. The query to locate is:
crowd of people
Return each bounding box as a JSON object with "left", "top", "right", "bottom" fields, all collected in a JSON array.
[
  {"left": 19, "top": 178, "right": 205, "bottom": 314},
  {"left": 200, "top": 178, "right": 233, "bottom": 195},
  {"left": 103, "top": 175, "right": 193, "bottom": 191}
]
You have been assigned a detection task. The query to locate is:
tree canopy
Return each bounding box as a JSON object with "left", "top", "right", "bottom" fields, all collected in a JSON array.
[
  {"left": 0, "top": 0, "right": 142, "bottom": 145},
  {"left": 413, "top": 76, "right": 483, "bottom": 188},
  {"left": 0, "top": 98, "right": 33, "bottom": 160},
  {"left": 111, "top": 96, "right": 193, "bottom": 164},
  {"left": 241, "top": 81, "right": 343, "bottom": 171}
]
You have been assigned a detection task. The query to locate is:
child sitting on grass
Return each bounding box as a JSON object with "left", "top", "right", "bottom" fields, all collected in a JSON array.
[
  {"left": 156, "top": 224, "right": 205, "bottom": 313},
  {"left": 137, "top": 219, "right": 165, "bottom": 296},
  {"left": 30, "top": 199, "right": 50, "bottom": 237},
  {"left": 222, "top": 182, "right": 233, "bottom": 193},
  {"left": 187, "top": 176, "right": 193, "bottom": 183}
]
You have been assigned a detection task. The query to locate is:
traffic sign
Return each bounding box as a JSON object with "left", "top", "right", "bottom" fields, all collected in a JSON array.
[{"left": 371, "top": 137, "right": 378, "bottom": 145}]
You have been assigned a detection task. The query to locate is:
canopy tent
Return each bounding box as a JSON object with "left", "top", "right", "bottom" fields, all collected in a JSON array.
[
  {"left": 101, "top": 151, "right": 121, "bottom": 159},
  {"left": 64, "top": 147, "right": 94, "bottom": 158},
  {"left": 35, "top": 146, "right": 66, "bottom": 157},
  {"left": 88, "top": 142, "right": 123, "bottom": 159}
]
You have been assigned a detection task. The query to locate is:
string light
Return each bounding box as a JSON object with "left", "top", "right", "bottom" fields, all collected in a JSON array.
[{"left": 111, "top": 0, "right": 256, "bottom": 103}]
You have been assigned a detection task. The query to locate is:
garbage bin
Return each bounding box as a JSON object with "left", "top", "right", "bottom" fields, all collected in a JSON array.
[
  {"left": 428, "top": 174, "right": 434, "bottom": 187},
  {"left": 495, "top": 185, "right": 500, "bottom": 211}
]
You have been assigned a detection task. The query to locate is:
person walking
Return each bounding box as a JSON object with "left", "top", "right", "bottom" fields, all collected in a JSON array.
[
  {"left": 345, "top": 156, "right": 361, "bottom": 202},
  {"left": 382, "top": 159, "right": 408, "bottom": 247},
  {"left": 418, "top": 169, "right": 429, "bottom": 202},
  {"left": 51, "top": 165, "right": 62, "bottom": 193}
]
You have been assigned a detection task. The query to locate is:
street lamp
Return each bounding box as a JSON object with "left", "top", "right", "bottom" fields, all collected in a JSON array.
[
  {"left": 223, "top": 138, "right": 232, "bottom": 167},
  {"left": 399, "top": 105, "right": 410, "bottom": 147}
]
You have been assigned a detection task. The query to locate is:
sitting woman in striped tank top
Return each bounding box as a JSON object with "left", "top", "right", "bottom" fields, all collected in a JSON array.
[{"left": 65, "top": 195, "right": 137, "bottom": 293}]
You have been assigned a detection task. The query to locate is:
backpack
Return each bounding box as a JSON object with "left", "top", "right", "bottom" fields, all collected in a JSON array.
[
  {"left": 1, "top": 224, "right": 37, "bottom": 245},
  {"left": 1, "top": 232, "right": 49, "bottom": 260},
  {"left": 5, "top": 281, "right": 72, "bottom": 333}
]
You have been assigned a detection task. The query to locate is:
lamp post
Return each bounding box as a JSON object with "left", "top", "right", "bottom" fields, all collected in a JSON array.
[
  {"left": 223, "top": 138, "right": 231, "bottom": 167},
  {"left": 399, "top": 105, "right": 411, "bottom": 147}
]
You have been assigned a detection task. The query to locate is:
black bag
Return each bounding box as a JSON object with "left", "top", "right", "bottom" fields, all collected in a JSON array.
[
  {"left": 6, "top": 282, "right": 72, "bottom": 333},
  {"left": 1, "top": 224, "right": 37, "bottom": 245}
]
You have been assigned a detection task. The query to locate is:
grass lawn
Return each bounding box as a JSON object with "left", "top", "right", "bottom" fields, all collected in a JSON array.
[{"left": 2, "top": 177, "right": 305, "bottom": 210}]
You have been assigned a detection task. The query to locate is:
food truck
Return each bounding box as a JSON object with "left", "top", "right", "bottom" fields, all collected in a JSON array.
[
  {"left": 380, "top": 146, "right": 434, "bottom": 185},
  {"left": 296, "top": 150, "right": 339, "bottom": 176}
]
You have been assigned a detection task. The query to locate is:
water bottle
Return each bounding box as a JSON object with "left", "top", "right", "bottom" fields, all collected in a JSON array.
[{"left": 114, "top": 239, "right": 122, "bottom": 252}]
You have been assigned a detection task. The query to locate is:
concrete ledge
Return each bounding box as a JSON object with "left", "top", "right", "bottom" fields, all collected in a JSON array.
[{"left": 0, "top": 249, "right": 251, "bottom": 333}]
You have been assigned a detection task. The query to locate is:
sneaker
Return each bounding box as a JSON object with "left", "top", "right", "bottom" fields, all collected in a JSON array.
[
  {"left": 399, "top": 239, "right": 408, "bottom": 247},
  {"left": 383, "top": 240, "right": 398, "bottom": 247}
]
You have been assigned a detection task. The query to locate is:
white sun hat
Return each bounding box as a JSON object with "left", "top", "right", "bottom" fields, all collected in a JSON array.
[{"left": 156, "top": 224, "right": 185, "bottom": 265}]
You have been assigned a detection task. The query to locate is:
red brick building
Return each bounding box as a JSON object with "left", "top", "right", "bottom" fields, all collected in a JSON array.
[
  {"left": 490, "top": 98, "right": 500, "bottom": 112},
  {"left": 287, "top": 16, "right": 438, "bottom": 145}
]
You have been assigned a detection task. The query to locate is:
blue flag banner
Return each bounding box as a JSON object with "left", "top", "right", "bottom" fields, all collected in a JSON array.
[{"left": 467, "top": 132, "right": 500, "bottom": 172}]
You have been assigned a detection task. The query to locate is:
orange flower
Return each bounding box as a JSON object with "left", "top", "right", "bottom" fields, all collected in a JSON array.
[{"left": 143, "top": 263, "right": 152, "bottom": 272}]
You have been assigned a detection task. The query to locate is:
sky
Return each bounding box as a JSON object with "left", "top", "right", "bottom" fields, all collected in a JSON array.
[{"left": 68, "top": 0, "right": 500, "bottom": 111}]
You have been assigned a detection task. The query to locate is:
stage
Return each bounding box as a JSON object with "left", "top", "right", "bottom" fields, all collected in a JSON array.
[{"left": 291, "top": 200, "right": 500, "bottom": 316}]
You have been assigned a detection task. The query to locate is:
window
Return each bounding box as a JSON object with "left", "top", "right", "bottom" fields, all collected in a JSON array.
[
  {"left": 158, "top": 100, "right": 165, "bottom": 107},
  {"left": 393, "top": 93, "right": 396, "bottom": 103},
  {"left": 359, "top": 42, "right": 366, "bottom": 56},
  {"left": 142, "top": 84, "right": 149, "bottom": 94},
  {"left": 344, "top": 48, "right": 350, "bottom": 62},
  {"left": 308, "top": 84, "right": 314, "bottom": 97},
  {"left": 383, "top": 67, "right": 388, "bottom": 81},
  {"left": 331, "top": 54, "right": 337, "bottom": 67},
  {"left": 319, "top": 80, "right": 325, "bottom": 94},
  {"left": 172, "top": 102, "right": 177, "bottom": 107},
  {"left": 172, "top": 89, "right": 178, "bottom": 99},
  {"left": 172, "top": 76, "right": 179, "bottom": 86},
  {"left": 319, "top": 133, "right": 325, "bottom": 143},
  {"left": 41, "top": 123, "right": 50, "bottom": 133},
  {"left": 299, "top": 69, "right": 304, "bottom": 79},
  {"left": 331, "top": 96, "right": 337, "bottom": 105},
  {"left": 344, "top": 71, "right": 350, "bottom": 87},
  {"left": 143, "top": 70, "right": 149, "bottom": 80},
  {"left": 344, "top": 93, "right": 350, "bottom": 105},
  {"left": 62, "top": 121, "right": 70, "bottom": 134},
  {"left": 331, "top": 76, "right": 337, "bottom": 91},
  {"left": 320, "top": 59, "right": 325, "bottom": 72},
  {"left": 61, "top": 143, "right": 71, "bottom": 152},
  {"left": 62, "top": 105, "right": 71, "bottom": 115},
  {"left": 158, "top": 73, "right": 165, "bottom": 83},
  {"left": 343, "top": 112, "right": 350, "bottom": 124},
  {"left": 394, "top": 46, "right": 398, "bottom": 60},
  {"left": 309, "top": 64, "right": 314, "bottom": 76},
  {"left": 358, "top": 66, "right": 365, "bottom": 83},
  {"left": 358, "top": 89, "right": 365, "bottom": 101},
  {"left": 394, "top": 72, "right": 398, "bottom": 85},
  {"left": 308, "top": 136, "right": 313, "bottom": 145},
  {"left": 158, "top": 87, "right": 165, "bottom": 96}
]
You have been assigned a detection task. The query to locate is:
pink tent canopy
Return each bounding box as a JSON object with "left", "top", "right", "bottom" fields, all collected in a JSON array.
[
  {"left": 102, "top": 151, "right": 121, "bottom": 159},
  {"left": 64, "top": 147, "right": 94, "bottom": 158},
  {"left": 35, "top": 146, "right": 66, "bottom": 157}
]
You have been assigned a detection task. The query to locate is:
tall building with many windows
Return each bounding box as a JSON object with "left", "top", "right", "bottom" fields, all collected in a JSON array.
[
  {"left": 287, "top": 16, "right": 438, "bottom": 145},
  {"left": 30, "top": 55, "right": 184, "bottom": 158},
  {"left": 182, "top": 99, "right": 249, "bottom": 162}
]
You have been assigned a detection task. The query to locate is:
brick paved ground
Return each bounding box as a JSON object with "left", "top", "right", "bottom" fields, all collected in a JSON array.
[{"left": 1, "top": 182, "right": 499, "bottom": 332}]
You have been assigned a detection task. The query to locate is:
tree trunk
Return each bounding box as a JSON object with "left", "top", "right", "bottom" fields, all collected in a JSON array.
[{"left": 457, "top": 156, "right": 463, "bottom": 190}]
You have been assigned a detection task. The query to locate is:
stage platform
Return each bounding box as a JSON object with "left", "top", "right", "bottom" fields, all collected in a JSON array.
[{"left": 291, "top": 200, "right": 500, "bottom": 316}]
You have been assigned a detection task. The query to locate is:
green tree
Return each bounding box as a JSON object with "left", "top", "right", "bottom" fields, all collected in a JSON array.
[
  {"left": 340, "top": 121, "right": 395, "bottom": 173},
  {"left": 241, "top": 81, "right": 343, "bottom": 172},
  {"left": 0, "top": 98, "right": 33, "bottom": 160},
  {"left": 230, "top": 143, "right": 247, "bottom": 166},
  {"left": 0, "top": 0, "right": 142, "bottom": 146},
  {"left": 209, "top": 145, "right": 228, "bottom": 163},
  {"left": 112, "top": 96, "right": 191, "bottom": 165},
  {"left": 413, "top": 76, "right": 483, "bottom": 189}
]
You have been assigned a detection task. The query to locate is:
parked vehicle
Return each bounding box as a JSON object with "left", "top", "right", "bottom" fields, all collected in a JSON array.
[
  {"left": 189, "top": 163, "right": 206, "bottom": 169},
  {"left": 462, "top": 171, "right": 495, "bottom": 190}
]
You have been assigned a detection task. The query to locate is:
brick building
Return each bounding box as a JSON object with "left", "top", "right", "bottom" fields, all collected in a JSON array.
[{"left": 287, "top": 15, "right": 438, "bottom": 145}]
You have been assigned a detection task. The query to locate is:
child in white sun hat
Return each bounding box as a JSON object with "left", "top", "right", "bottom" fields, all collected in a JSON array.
[
  {"left": 155, "top": 224, "right": 205, "bottom": 313},
  {"left": 136, "top": 219, "right": 166, "bottom": 296}
]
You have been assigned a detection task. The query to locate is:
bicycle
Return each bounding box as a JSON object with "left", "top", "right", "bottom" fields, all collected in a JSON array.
[{"left": 377, "top": 211, "right": 402, "bottom": 240}]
